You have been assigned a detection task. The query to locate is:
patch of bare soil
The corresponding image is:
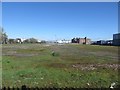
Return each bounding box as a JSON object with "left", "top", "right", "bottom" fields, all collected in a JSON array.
[
  {"left": 47, "top": 63, "right": 67, "bottom": 68},
  {"left": 72, "top": 63, "right": 120, "bottom": 71}
]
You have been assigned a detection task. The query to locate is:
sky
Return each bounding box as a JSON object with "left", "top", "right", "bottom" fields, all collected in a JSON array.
[
  {"left": 2, "top": 2, "right": 118, "bottom": 41},
  {"left": 0, "top": 2, "right": 2, "bottom": 27}
]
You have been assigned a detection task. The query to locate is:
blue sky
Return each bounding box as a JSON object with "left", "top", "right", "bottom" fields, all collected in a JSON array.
[
  {"left": 0, "top": 2, "right": 2, "bottom": 26},
  {"left": 2, "top": 2, "right": 118, "bottom": 41}
]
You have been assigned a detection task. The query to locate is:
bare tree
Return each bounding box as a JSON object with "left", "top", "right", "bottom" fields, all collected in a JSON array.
[
  {"left": 0, "top": 27, "right": 8, "bottom": 44},
  {"left": 0, "top": 27, "right": 2, "bottom": 44}
]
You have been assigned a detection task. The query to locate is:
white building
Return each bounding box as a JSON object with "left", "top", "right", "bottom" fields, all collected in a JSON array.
[{"left": 57, "top": 40, "right": 71, "bottom": 44}]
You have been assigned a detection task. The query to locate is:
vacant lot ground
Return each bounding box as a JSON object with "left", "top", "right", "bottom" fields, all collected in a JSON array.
[{"left": 2, "top": 44, "right": 120, "bottom": 88}]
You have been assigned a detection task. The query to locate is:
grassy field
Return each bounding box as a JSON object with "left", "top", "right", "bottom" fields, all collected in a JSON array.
[
  {"left": 0, "top": 45, "right": 2, "bottom": 87},
  {"left": 1, "top": 44, "right": 120, "bottom": 88}
]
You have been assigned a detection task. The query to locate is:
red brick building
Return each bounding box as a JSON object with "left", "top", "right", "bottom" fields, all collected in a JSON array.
[
  {"left": 79, "top": 38, "right": 91, "bottom": 44},
  {"left": 72, "top": 37, "right": 91, "bottom": 44}
]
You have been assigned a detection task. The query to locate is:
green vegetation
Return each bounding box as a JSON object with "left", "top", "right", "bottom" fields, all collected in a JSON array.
[{"left": 2, "top": 44, "right": 119, "bottom": 88}]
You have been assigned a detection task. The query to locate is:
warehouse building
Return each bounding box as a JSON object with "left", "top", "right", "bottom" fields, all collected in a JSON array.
[{"left": 113, "top": 33, "right": 120, "bottom": 46}]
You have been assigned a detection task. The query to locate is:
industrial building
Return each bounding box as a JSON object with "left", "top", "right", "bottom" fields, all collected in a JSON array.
[
  {"left": 71, "top": 37, "right": 91, "bottom": 44},
  {"left": 113, "top": 33, "right": 120, "bottom": 46}
]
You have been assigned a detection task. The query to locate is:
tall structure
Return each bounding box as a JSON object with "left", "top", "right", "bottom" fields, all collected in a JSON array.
[{"left": 113, "top": 33, "right": 120, "bottom": 46}]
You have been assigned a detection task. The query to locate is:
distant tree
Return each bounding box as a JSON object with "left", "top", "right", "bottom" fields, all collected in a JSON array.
[
  {"left": 8, "top": 39, "right": 15, "bottom": 44},
  {"left": 29, "top": 38, "right": 38, "bottom": 43},
  {"left": 76, "top": 38, "right": 79, "bottom": 43},
  {"left": 41, "top": 40, "right": 46, "bottom": 44},
  {"left": 71, "top": 37, "right": 79, "bottom": 43},
  {"left": 23, "top": 39, "right": 29, "bottom": 43},
  {"left": 24, "top": 38, "right": 38, "bottom": 43},
  {"left": 0, "top": 27, "right": 8, "bottom": 44},
  {"left": 2, "top": 33, "right": 8, "bottom": 44},
  {"left": 71, "top": 38, "right": 74, "bottom": 43}
]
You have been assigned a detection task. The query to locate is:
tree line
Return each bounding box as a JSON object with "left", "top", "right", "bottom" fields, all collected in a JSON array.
[{"left": 0, "top": 27, "right": 46, "bottom": 44}]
